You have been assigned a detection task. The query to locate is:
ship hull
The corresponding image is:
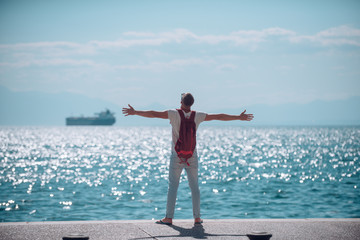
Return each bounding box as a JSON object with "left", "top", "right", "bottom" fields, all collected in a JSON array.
[{"left": 66, "top": 117, "right": 116, "bottom": 126}]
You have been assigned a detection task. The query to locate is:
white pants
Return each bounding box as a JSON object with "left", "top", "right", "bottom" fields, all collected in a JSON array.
[{"left": 165, "top": 153, "right": 201, "bottom": 219}]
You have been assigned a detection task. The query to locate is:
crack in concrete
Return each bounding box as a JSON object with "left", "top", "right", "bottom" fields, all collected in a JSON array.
[{"left": 134, "top": 224, "right": 158, "bottom": 240}]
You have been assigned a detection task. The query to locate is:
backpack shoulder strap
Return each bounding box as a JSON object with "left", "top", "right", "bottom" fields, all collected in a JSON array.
[
  {"left": 190, "top": 111, "right": 196, "bottom": 121},
  {"left": 177, "top": 109, "right": 185, "bottom": 120}
]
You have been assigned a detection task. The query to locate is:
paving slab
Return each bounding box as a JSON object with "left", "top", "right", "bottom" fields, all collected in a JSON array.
[{"left": 0, "top": 219, "right": 359, "bottom": 240}]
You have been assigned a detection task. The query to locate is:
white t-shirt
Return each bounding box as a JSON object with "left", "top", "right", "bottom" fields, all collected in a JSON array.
[{"left": 167, "top": 109, "right": 207, "bottom": 154}]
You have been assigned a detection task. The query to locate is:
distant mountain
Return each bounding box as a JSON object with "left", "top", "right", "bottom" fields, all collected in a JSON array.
[
  {"left": 0, "top": 85, "right": 359, "bottom": 126},
  {"left": 239, "top": 97, "right": 360, "bottom": 126},
  {"left": 0, "top": 86, "right": 172, "bottom": 126},
  {"left": 0, "top": 86, "right": 120, "bottom": 126}
]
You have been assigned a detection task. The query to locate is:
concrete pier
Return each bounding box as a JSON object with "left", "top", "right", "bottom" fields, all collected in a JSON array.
[{"left": 1, "top": 218, "right": 359, "bottom": 240}]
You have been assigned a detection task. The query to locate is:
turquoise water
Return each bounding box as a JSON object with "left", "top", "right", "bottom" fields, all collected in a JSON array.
[{"left": 1, "top": 126, "right": 359, "bottom": 222}]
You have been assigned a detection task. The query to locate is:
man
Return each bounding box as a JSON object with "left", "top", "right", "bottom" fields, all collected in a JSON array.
[{"left": 122, "top": 93, "right": 254, "bottom": 225}]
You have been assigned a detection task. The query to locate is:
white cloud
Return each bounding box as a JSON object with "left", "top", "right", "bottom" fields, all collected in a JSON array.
[
  {"left": 289, "top": 25, "right": 360, "bottom": 46},
  {"left": 117, "top": 27, "right": 296, "bottom": 46},
  {"left": 0, "top": 41, "right": 80, "bottom": 49},
  {"left": 317, "top": 25, "right": 360, "bottom": 37},
  {"left": 0, "top": 58, "right": 101, "bottom": 68},
  {"left": 1, "top": 26, "right": 359, "bottom": 71},
  {"left": 1, "top": 26, "right": 359, "bottom": 54},
  {"left": 0, "top": 41, "right": 96, "bottom": 58},
  {"left": 90, "top": 38, "right": 169, "bottom": 48},
  {"left": 230, "top": 27, "right": 296, "bottom": 43},
  {"left": 91, "top": 29, "right": 197, "bottom": 48},
  {"left": 158, "top": 29, "right": 198, "bottom": 43}
]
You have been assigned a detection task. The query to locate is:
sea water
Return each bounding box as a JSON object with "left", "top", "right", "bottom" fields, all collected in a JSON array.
[{"left": 0, "top": 126, "right": 359, "bottom": 222}]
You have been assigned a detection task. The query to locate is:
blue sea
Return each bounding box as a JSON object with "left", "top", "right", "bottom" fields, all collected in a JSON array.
[{"left": 1, "top": 126, "right": 359, "bottom": 222}]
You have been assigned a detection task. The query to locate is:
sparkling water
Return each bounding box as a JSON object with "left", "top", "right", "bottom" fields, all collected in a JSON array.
[{"left": 1, "top": 126, "right": 359, "bottom": 222}]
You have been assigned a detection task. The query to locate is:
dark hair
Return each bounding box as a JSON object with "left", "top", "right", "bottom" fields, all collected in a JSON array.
[{"left": 182, "top": 93, "right": 194, "bottom": 107}]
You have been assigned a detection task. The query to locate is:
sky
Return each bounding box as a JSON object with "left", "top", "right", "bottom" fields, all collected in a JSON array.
[{"left": 1, "top": 0, "right": 360, "bottom": 112}]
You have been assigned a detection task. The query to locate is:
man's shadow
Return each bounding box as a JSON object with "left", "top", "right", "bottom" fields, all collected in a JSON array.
[
  {"left": 131, "top": 223, "right": 246, "bottom": 239},
  {"left": 169, "top": 224, "right": 208, "bottom": 239}
]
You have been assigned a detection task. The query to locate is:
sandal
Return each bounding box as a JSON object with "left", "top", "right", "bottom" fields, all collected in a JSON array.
[
  {"left": 194, "top": 219, "right": 203, "bottom": 224},
  {"left": 156, "top": 219, "right": 172, "bottom": 225}
]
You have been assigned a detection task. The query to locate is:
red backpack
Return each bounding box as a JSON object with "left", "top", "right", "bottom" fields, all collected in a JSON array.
[{"left": 175, "top": 109, "right": 197, "bottom": 165}]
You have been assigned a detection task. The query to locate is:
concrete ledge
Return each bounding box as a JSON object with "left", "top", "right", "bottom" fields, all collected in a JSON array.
[{"left": 1, "top": 218, "right": 359, "bottom": 240}]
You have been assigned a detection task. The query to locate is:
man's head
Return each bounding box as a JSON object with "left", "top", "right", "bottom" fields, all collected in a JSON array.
[{"left": 181, "top": 93, "right": 194, "bottom": 107}]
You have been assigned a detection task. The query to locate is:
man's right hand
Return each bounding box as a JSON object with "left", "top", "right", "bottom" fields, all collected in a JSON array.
[{"left": 122, "top": 104, "right": 135, "bottom": 116}]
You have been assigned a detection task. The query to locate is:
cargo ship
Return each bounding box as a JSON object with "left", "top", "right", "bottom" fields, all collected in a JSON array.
[{"left": 66, "top": 109, "right": 116, "bottom": 126}]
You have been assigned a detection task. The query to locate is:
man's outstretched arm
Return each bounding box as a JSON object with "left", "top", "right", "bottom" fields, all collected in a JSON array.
[
  {"left": 122, "top": 104, "right": 168, "bottom": 119},
  {"left": 205, "top": 110, "right": 254, "bottom": 121}
]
